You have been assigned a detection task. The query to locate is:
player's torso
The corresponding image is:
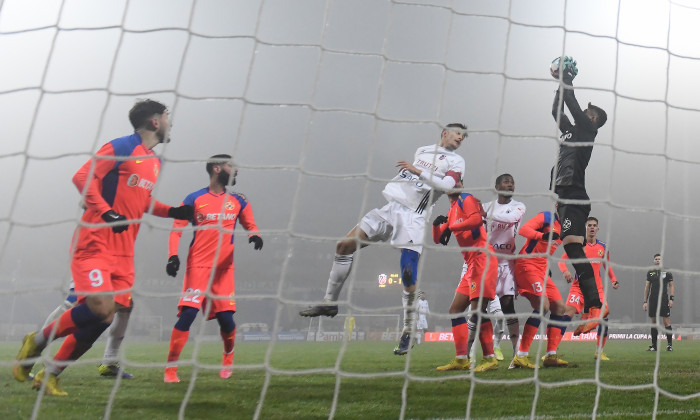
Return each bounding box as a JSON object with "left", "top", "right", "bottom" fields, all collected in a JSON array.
[
  {"left": 517, "top": 218, "right": 561, "bottom": 268},
  {"left": 382, "top": 145, "right": 464, "bottom": 213},
  {"left": 187, "top": 189, "right": 246, "bottom": 267},
  {"left": 448, "top": 199, "right": 488, "bottom": 255},
  {"left": 484, "top": 200, "right": 524, "bottom": 257}
]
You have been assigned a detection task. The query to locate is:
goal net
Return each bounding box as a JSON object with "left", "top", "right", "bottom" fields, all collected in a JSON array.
[{"left": 1, "top": 0, "right": 699, "bottom": 419}]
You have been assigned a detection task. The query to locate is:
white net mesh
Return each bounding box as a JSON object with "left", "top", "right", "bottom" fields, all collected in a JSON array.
[{"left": 2, "top": 0, "right": 699, "bottom": 419}]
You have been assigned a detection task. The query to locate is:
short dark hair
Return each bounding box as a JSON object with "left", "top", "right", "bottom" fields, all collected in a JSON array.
[
  {"left": 445, "top": 122, "right": 467, "bottom": 131},
  {"left": 586, "top": 216, "right": 598, "bottom": 224},
  {"left": 206, "top": 154, "right": 232, "bottom": 176},
  {"left": 589, "top": 104, "right": 607, "bottom": 128},
  {"left": 654, "top": 253, "right": 661, "bottom": 259},
  {"left": 495, "top": 173, "right": 513, "bottom": 186},
  {"left": 129, "top": 99, "right": 168, "bottom": 131}
]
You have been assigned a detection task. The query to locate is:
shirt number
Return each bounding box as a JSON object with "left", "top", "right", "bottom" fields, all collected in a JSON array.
[
  {"left": 531, "top": 282, "right": 543, "bottom": 293},
  {"left": 89, "top": 269, "right": 104, "bottom": 288},
  {"left": 182, "top": 288, "right": 202, "bottom": 304}
]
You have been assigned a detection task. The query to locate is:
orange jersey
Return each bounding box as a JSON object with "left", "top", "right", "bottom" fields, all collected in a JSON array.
[
  {"left": 558, "top": 239, "right": 617, "bottom": 298},
  {"left": 516, "top": 211, "right": 561, "bottom": 271},
  {"left": 169, "top": 188, "right": 259, "bottom": 269},
  {"left": 72, "top": 133, "right": 170, "bottom": 259},
  {"left": 433, "top": 193, "right": 491, "bottom": 264}
]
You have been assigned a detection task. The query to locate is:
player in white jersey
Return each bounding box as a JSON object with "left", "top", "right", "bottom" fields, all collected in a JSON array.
[
  {"left": 466, "top": 174, "right": 525, "bottom": 362},
  {"left": 300, "top": 123, "right": 467, "bottom": 356},
  {"left": 416, "top": 291, "right": 430, "bottom": 344}
]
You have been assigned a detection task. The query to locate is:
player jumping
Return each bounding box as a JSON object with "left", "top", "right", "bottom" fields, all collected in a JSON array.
[
  {"left": 300, "top": 124, "right": 466, "bottom": 356},
  {"left": 550, "top": 57, "right": 608, "bottom": 334}
]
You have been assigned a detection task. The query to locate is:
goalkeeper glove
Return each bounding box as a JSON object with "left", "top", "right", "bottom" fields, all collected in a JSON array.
[
  {"left": 101, "top": 210, "right": 128, "bottom": 233},
  {"left": 541, "top": 232, "right": 560, "bottom": 241},
  {"left": 166, "top": 255, "right": 180, "bottom": 277},
  {"left": 439, "top": 228, "right": 452, "bottom": 246},
  {"left": 562, "top": 56, "right": 577, "bottom": 84},
  {"left": 249, "top": 235, "right": 263, "bottom": 250},
  {"left": 168, "top": 205, "right": 194, "bottom": 220},
  {"left": 433, "top": 215, "right": 448, "bottom": 226}
]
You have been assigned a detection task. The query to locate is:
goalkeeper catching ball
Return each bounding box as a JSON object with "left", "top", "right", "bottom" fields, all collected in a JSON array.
[{"left": 548, "top": 56, "right": 608, "bottom": 334}]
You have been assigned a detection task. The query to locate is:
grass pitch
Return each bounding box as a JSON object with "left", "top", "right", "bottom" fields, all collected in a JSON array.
[{"left": 1, "top": 339, "right": 699, "bottom": 419}]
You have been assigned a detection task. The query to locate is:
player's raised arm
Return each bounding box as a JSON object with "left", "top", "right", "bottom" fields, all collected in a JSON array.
[{"left": 448, "top": 196, "right": 484, "bottom": 233}]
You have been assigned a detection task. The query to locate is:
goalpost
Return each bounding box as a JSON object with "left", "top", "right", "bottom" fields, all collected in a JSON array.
[{"left": 2, "top": 0, "right": 700, "bottom": 419}]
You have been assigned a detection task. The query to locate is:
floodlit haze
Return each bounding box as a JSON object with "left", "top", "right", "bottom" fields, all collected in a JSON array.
[{"left": 1, "top": 0, "right": 699, "bottom": 335}]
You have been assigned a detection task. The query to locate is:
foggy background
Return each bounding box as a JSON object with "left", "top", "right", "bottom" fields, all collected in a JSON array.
[{"left": 1, "top": 0, "right": 699, "bottom": 339}]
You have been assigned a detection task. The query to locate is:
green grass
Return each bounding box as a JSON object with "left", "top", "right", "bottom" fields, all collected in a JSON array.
[{"left": 1, "top": 339, "right": 699, "bottom": 419}]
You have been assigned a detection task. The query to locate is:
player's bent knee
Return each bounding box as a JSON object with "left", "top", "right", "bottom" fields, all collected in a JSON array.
[{"left": 400, "top": 249, "right": 419, "bottom": 287}]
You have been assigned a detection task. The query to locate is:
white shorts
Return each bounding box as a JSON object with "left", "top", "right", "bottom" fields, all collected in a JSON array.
[
  {"left": 494, "top": 260, "right": 516, "bottom": 298},
  {"left": 358, "top": 201, "right": 426, "bottom": 253},
  {"left": 417, "top": 316, "right": 428, "bottom": 330}
]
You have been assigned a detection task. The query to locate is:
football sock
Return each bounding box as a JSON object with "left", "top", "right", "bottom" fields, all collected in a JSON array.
[
  {"left": 103, "top": 310, "right": 130, "bottom": 362},
  {"left": 506, "top": 318, "right": 520, "bottom": 352},
  {"left": 596, "top": 318, "right": 609, "bottom": 348},
  {"left": 651, "top": 327, "right": 658, "bottom": 347},
  {"left": 466, "top": 316, "right": 477, "bottom": 359},
  {"left": 490, "top": 306, "right": 504, "bottom": 348},
  {"left": 47, "top": 321, "right": 110, "bottom": 376},
  {"left": 666, "top": 325, "right": 672, "bottom": 345},
  {"left": 40, "top": 300, "right": 73, "bottom": 330},
  {"left": 479, "top": 317, "right": 495, "bottom": 357},
  {"left": 451, "top": 317, "right": 468, "bottom": 357},
  {"left": 323, "top": 254, "right": 353, "bottom": 301},
  {"left": 546, "top": 314, "right": 569, "bottom": 353},
  {"left": 38, "top": 303, "right": 102, "bottom": 346},
  {"left": 517, "top": 314, "right": 541, "bottom": 356},
  {"left": 220, "top": 327, "right": 236, "bottom": 354},
  {"left": 167, "top": 328, "right": 190, "bottom": 364},
  {"left": 401, "top": 290, "right": 416, "bottom": 334}
]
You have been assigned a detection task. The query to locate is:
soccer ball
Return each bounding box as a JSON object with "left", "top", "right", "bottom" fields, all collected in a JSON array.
[{"left": 550, "top": 56, "right": 578, "bottom": 79}]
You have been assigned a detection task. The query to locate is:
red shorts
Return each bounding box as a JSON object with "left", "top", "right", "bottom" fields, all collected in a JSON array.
[
  {"left": 71, "top": 255, "right": 133, "bottom": 307},
  {"left": 179, "top": 265, "right": 236, "bottom": 319},
  {"left": 456, "top": 252, "right": 498, "bottom": 301},
  {"left": 566, "top": 283, "right": 609, "bottom": 316},
  {"left": 515, "top": 263, "right": 562, "bottom": 302}
]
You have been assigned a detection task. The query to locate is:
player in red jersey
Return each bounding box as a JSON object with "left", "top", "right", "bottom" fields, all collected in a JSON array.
[
  {"left": 13, "top": 100, "right": 193, "bottom": 395},
  {"left": 432, "top": 188, "right": 500, "bottom": 372},
  {"left": 510, "top": 209, "right": 571, "bottom": 369},
  {"left": 559, "top": 217, "right": 619, "bottom": 360},
  {"left": 163, "top": 154, "right": 262, "bottom": 383}
]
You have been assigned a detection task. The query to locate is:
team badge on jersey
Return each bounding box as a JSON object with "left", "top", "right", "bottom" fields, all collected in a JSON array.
[
  {"left": 127, "top": 174, "right": 140, "bottom": 187},
  {"left": 598, "top": 249, "right": 604, "bottom": 257},
  {"left": 153, "top": 165, "right": 159, "bottom": 177},
  {"left": 225, "top": 201, "right": 235, "bottom": 211}
]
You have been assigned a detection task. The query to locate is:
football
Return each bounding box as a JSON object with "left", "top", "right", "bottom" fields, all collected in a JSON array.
[{"left": 550, "top": 56, "right": 578, "bottom": 80}]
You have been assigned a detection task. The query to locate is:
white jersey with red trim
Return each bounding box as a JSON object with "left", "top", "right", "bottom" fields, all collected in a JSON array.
[
  {"left": 482, "top": 199, "right": 526, "bottom": 262},
  {"left": 382, "top": 144, "right": 465, "bottom": 214}
]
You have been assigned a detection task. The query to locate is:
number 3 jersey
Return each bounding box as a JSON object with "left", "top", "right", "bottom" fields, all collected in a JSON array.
[
  {"left": 169, "top": 188, "right": 259, "bottom": 269},
  {"left": 382, "top": 144, "right": 465, "bottom": 214}
]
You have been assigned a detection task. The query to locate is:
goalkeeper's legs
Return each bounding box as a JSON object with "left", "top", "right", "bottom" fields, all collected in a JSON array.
[{"left": 165, "top": 307, "right": 198, "bottom": 383}]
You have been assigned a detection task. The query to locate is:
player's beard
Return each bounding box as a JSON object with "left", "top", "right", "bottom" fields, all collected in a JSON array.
[{"left": 217, "top": 170, "right": 235, "bottom": 187}]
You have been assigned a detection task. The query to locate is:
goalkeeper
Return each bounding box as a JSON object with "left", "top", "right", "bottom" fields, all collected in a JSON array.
[
  {"left": 550, "top": 57, "right": 608, "bottom": 334},
  {"left": 163, "top": 154, "right": 262, "bottom": 383},
  {"left": 12, "top": 99, "right": 193, "bottom": 396}
]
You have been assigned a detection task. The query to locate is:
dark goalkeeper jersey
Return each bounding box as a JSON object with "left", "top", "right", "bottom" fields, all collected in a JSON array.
[{"left": 550, "top": 87, "right": 598, "bottom": 200}]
